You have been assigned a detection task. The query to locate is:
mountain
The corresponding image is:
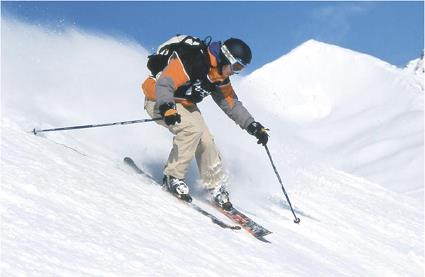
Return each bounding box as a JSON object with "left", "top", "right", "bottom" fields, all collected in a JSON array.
[
  {"left": 238, "top": 39, "right": 423, "bottom": 202},
  {"left": 405, "top": 51, "right": 424, "bottom": 76},
  {"left": 2, "top": 20, "right": 423, "bottom": 276},
  {"left": 404, "top": 51, "right": 424, "bottom": 91}
]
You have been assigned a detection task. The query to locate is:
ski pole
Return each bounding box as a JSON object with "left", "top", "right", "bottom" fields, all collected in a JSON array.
[
  {"left": 264, "top": 144, "right": 301, "bottom": 224},
  {"left": 32, "top": 117, "right": 162, "bottom": 135}
]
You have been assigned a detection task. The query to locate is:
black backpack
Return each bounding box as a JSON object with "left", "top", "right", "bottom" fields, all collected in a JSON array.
[{"left": 147, "top": 35, "right": 211, "bottom": 79}]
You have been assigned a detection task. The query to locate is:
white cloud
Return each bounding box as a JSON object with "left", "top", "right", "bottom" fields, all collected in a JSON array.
[{"left": 306, "top": 3, "right": 374, "bottom": 43}]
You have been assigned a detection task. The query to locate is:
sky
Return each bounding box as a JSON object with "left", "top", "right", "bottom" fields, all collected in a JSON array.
[{"left": 1, "top": 1, "right": 424, "bottom": 73}]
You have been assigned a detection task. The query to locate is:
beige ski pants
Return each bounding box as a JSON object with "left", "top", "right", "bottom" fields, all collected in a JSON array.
[{"left": 144, "top": 99, "right": 225, "bottom": 190}]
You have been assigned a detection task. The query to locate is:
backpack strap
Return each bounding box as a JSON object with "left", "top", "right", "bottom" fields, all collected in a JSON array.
[{"left": 203, "top": 36, "right": 212, "bottom": 47}]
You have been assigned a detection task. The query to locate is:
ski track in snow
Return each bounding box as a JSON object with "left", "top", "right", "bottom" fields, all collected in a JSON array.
[{"left": 1, "top": 19, "right": 424, "bottom": 276}]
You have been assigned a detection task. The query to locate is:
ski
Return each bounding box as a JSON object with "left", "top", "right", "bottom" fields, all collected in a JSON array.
[
  {"left": 212, "top": 204, "right": 273, "bottom": 243},
  {"left": 124, "top": 157, "right": 240, "bottom": 231}
]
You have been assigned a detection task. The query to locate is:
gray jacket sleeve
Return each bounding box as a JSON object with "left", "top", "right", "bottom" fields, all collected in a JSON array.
[
  {"left": 154, "top": 52, "right": 191, "bottom": 112},
  {"left": 155, "top": 76, "right": 176, "bottom": 108},
  {"left": 211, "top": 82, "right": 255, "bottom": 130}
]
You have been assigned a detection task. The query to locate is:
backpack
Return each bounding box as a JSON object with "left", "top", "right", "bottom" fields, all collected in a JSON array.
[{"left": 147, "top": 35, "right": 211, "bottom": 78}]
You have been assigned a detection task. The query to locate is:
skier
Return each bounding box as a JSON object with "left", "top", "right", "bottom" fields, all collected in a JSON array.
[{"left": 141, "top": 35, "right": 269, "bottom": 210}]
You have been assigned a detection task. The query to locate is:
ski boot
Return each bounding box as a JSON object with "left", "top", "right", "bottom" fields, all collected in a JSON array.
[
  {"left": 163, "top": 175, "right": 192, "bottom": 202},
  {"left": 209, "top": 185, "right": 233, "bottom": 211}
]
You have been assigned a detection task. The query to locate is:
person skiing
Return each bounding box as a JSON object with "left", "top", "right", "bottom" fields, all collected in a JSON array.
[{"left": 141, "top": 35, "right": 269, "bottom": 210}]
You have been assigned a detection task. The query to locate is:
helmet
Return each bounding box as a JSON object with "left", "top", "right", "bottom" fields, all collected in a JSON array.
[{"left": 220, "top": 38, "right": 252, "bottom": 73}]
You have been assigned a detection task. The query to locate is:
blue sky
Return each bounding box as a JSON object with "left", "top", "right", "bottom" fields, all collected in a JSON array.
[{"left": 2, "top": 1, "right": 424, "bottom": 73}]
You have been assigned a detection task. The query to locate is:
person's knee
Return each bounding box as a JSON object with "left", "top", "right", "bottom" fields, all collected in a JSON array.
[{"left": 199, "top": 131, "right": 215, "bottom": 149}]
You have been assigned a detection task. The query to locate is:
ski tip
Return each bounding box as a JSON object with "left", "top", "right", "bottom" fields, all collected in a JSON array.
[
  {"left": 256, "top": 236, "right": 272, "bottom": 243},
  {"left": 256, "top": 230, "right": 272, "bottom": 237}
]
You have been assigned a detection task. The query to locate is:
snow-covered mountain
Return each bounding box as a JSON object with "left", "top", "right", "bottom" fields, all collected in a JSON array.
[
  {"left": 2, "top": 19, "right": 423, "bottom": 276},
  {"left": 404, "top": 52, "right": 424, "bottom": 91},
  {"left": 405, "top": 51, "right": 424, "bottom": 76},
  {"left": 239, "top": 39, "right": 424, "bottom": 201}
]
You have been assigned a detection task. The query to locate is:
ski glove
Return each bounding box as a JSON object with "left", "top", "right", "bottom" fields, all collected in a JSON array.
[
  {"left": 159, "top": 102, "right": 181, "bottom": 126},
  {"left": 247, "top": 121, "right": 269, "bottom": 146}
]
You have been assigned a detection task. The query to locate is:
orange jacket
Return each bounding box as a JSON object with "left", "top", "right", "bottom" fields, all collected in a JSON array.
[{"left": 141, "top": 48, "right": 254, "bottom": 129}]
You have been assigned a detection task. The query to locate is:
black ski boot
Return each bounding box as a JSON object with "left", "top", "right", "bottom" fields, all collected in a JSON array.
[
  {"left": 163, "top": 175, "right": 192, "bottom": 202},
  {"left": 209, "top": 185, "right": 233, "bottom": 211}
]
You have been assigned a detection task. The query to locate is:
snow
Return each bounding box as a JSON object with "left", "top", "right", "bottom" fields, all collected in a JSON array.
[
  {"left": 1, "top": 19, "right": 424, "bottom": 276},
  {"left": 404, "top": 52, "right": 424, "bottom": 92}
]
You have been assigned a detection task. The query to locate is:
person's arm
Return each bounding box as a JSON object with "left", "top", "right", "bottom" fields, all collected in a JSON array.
[
  {"left": 211, "top": 79, "right": 255, "bottom": 130},
  {"left": 211, "top": 79, "right": 269, "bottom": 145},
  {"left": 155, "top": 53, "right": 190, "bottom": 108},
  {"left": 155, "top": 53, "right": 190, "bottom": 125}
]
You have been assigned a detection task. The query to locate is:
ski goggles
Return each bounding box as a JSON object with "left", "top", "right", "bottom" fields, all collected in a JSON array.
[{"left": 220, "top": 44, "right": 246, "bottom": 73}]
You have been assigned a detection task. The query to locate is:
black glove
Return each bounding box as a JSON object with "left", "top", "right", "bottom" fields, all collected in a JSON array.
[
  {"left": 247, "top": 121, "right": 269, "bottom": 146},
  {"left": 159, "top": 102, "right": 181, "bottom": 126}
]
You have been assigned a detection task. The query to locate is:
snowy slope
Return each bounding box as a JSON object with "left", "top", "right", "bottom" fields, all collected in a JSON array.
[{"left": 2, "top": 19, "right": 424, "bottom": 276}]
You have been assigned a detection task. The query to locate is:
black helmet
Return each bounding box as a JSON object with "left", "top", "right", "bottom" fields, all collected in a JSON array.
[{"left": 220, "top": 38, "right": 252, "bottom": 72}]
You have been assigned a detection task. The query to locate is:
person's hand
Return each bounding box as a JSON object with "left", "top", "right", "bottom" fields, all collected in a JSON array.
[
  {"left": 159, "top": 103, "right": 181, "bottom": 126},
  {"left": 247, "top": 121, "right": 269, "bottom": 146}
]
